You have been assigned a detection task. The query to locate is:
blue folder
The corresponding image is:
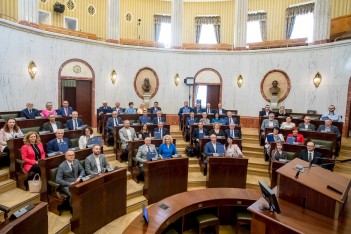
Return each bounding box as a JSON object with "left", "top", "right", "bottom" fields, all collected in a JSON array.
[
  {"left": 58, "top": 141, "right": 69, "bottom": 153},
  {"left": 87, "top": 136, "right": 103, "bottom": 146},
  {"left": 147, "top": 152, "right": 156, "bottom": 161},
  {"left": 216, "top": 144, "right": 225, "bottom": 156},
  {"left": 154, "top": 131, "right": 162, "bottom": 139},
  {"left": 266, "top": 134, "right": 275, "bottom": 143},
  {"left": 287, "top": 136, "right": 296, "bottom": 144}
]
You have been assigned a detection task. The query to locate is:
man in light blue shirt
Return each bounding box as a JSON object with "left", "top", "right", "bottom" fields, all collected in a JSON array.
[
  {"left": 320, "top": 105, "right": 342, "bottom": 122},
  {"left": 124, "top": 102, "right": 137, "bottom": 114}
]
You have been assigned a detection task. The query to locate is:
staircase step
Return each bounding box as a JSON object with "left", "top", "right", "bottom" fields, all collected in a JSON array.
[
  {"left": 241, "top": 137, "right": 258, "bottom": 144},
  {"left": 48, "top": 211, "right": 71, "bottom": 234},
  {"left": 246, "top": 174, "right": 271, "bottom": 190},
  {"left": 242, "top": 150, "right": 264, "bottom": 158},
  {"left": 0, "top": 179, "right": 17, "bottom": 193},
  {"left": 187, "top": 186, "right": 206, "bottom": 191},
  {"left": 188, "top": 157, "right": 199, "bottom": 165},
  {"left": 0, "top": 168, "right": 9, "bottom": 182},
  {"left": 127, "top": 195, "right": 148, "bottom": 213},
  {"left": 188, "top": 172, "right": 206, "bottom": 187},
  {"left": 248, "top": 158, "right": 269, "bottom": 170},
  {"left": 95, "top": 210, "right": 141, "bottom": 233},
  {"left": 0, "top": 210, "right": 4, "bottom": 222},
  {"left": 242, "top": 143, "right": 263, "bottom": 152},
  {"left": 248, "top": 167, "right": 270, "bottom": 177},
  {"left": 0, "top": 188, "right": 41, "bottom": 216},
  {"left": 188, "top": 164, "right": 200, "bottom": 172},
  {"left": 127, "top": 180, "right": 144, "bottom": 200}
]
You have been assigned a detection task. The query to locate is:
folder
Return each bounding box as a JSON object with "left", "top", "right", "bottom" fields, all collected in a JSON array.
[
  {"left": 287, "top": 136, "right": 296, "bottom": 144},
  {"left": 154, "top": 131, "right": 162, "bottom": 139},
  {"left": 147, "top": 152, "right": 156, "bottom": 161},
  {"left": 266, "top": 134, "right": 275, "bottom": 143},
  {"left": 58, "top": 141, "right": 69, "bottom": 153},
  {"left": 87, "top": 136, "right": 103, "bottom": 146}
]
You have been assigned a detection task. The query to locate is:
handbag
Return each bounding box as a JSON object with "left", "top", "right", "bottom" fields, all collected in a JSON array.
[{"left": 28, "top": 174, "right": 42, "bottom": 193}]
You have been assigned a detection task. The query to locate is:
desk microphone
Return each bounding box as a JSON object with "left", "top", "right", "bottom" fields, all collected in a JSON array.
[{"left": 295, "top": 169, "right": 301, "bottom": 179}]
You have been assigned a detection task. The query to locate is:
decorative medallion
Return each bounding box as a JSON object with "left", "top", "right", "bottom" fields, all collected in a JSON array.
[
  {"left": 260, "top": 69, "right": 291, "bottom": 103},
  {"left": 40, "top": 0, "right": 48, "bottom": 3},
  {"left": 66, "top": 0, "right": 75, "bottom": 10},
  {"left": 125, "top": 12, "right": 133, "bottom": 22},
  {"left": 73, "top": 65, "right": 81, "bottom": 74},
  {"left": 88, "top": 5, "right": 96, "bottom": 16},
  {"left": 134, "top": 67, "right": 159, "bottom": 99}
]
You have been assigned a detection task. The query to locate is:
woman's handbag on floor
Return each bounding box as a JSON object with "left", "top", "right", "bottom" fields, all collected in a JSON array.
[{"left": 28, "top": 174, "right": 42, "bottom": 193}]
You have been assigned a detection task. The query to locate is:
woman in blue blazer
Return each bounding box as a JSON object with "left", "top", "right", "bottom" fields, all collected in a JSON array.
[{"left": 158, "top": 135, "right": 178, "bottom": 159}]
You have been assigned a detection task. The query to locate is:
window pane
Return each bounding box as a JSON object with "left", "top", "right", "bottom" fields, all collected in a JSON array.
[
  {"left": 195, "top": 85, "right": 207, "bottom": 108},
  {"left": 247, "top": 21, "right": 262, "bottom": 43},
  {"left": 157, "top": 23, "right": 171, "bottom": 48},
  {"left": 290, "top": 12, "right": 314, "bottom": 42},
  {"left": 199, "top": 24, "right": 217, "bottom": 44}
]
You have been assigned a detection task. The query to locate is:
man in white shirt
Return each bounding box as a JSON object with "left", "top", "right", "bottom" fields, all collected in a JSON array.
[
  {"left": 119, "top": 120, "right": 137, "bottom": 161},
  {"left": 85, "top": 145, "right": 110, "bottom": 175},
  {"left": 42, "top": 114, "right": 63, "bottom": 133}
]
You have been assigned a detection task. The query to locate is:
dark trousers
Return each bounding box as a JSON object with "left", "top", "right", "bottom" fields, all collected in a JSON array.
[{"left": 0, "top": 147, "right": 10, "bottom": 167}]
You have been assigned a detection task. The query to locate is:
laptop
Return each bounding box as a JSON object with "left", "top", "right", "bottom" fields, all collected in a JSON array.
[{"left": 87, "top": 136, "right": 103, "bottom": 146}]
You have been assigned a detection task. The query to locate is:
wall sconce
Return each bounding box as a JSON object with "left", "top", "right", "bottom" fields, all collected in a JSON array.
[
  {"left": 111, "top": 70, "right": 117, "bottom": 84},
  {"left": 174, "top": 73, "right": 180, "bottom": 86},
  {"left": 237, "top": 75, "right": 243, "bottom": 87},
  {"left": 28, "top": 61, "right": 37, "bottom": 78},
  {"left": 313, "top": 72, "right": 322, "bottom": 87}
]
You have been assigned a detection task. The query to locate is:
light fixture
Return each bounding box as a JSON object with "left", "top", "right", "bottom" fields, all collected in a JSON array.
[
  {"left": 28, "top": 61, "right": 37, "bottom": 78},
  {"left": 237, "top": 75, "right": 243, "bottom": 87},
  {"left": 174, "top": 73, "right": 180, "bottom": 86},
  {"left": 313, "top": 72, "right": 322, "bottom": 87},
  {"left": 111, "top": 70, "right": 117, "bottom": 84}
]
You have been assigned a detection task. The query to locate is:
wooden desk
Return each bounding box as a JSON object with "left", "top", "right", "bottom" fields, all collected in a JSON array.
[
  {"left": 71, "top": 168, "right": 127, "bottom": 234},
  {"left": 0, "top": 116, "right": 70, "bottom": 129},
  {"left": 188, "top": 124, "right": 242, "bottom": 144},
  {"left": 181, "top": 113, "right": 240, "bottom": 132},
  {"left": 248, "top": 191, "right": 351, "bottom": 234},
  {"left": 277, "top": 158, "right": 350, "bottom": 219},
  {"left": 124, "top": 188, "right": 261, "bottom": 234},
  {"left": 0, "top": 202, "right": 48, "bottom": 234},
  {"left": 144, "top": 157, "right": 188, "bottom": 204},
  {"left": 207, "top": 157, "right": 248, "bottom": 188}
]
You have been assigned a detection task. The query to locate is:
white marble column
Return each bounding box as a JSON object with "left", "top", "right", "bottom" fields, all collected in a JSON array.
[
  {"left": 106, "top": 0, "right": 120, "bottom": 41},
  {"left": 313, "top": 0, "right": 331, "bottom": 43},
  {"left": 171, "top": 0, "right": 183, "bottom": 48},
  {"left": 233, "top": 0, "right": 248, "bottom": 49},
  {"left": 18, "top": 0, "right": 38, "bottom": 23}
]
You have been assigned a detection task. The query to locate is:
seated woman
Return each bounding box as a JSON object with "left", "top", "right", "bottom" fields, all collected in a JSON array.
[
  {"left": 138, "top": 124, "right": 151, "bottom": 140},
  {"left": 275, "top": 106, "right": 288, "bottom": 117},
  {"left": 211, "top": 113, "right": 221, "bottom": 123},
  {"left": 286, "top": 127, "right": 305, "bottom": 144},
  {"left": 21, "top": 131, "right": 46, "bottom": 187},
  {"left": 225, "top": 137, "right": 244, "bottom": 157},
  {"left": 137, "top": 103, "right": 147, "bottom": 114},
  {"left": 271, "top": 142, "right": 288, "bottom": 161},
  {"left": 158, "top": 135, "right": 178, "bottom": 159},
  {"left": 78, "top": 126, "right": 95, "bottom": 149},
  {"left": 265, "top": 127, "right": 284, "bottom": 160},
  {"left": 124, "top": 102, "right": 137, "bottom": 114},
  {"left": 280, "top": 116, "right": 296, "bottom": 129},
  {"left": 209, "top": 122, "right": 225, "bottom": 137},
  {"left": 0, "top": 118, "right": 23, "bottom": 166},
  {"left": 40, "top": 102, "right": 57, "bottom": 118}
]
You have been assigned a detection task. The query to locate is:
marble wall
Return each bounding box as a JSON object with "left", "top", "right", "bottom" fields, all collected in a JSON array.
[{"left": 0, "top": 19, "right": 350, "bottom": 120}]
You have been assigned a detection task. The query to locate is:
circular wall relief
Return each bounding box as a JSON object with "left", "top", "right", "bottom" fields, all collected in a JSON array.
[
  {"left": 260, "top": 69, "right": 291, "bottom": 102},
  {"left": 134, "top": 67, "right": 159, "bottom": 99}
]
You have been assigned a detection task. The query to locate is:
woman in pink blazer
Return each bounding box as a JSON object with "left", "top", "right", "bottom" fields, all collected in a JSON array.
[{"left": 21, "top": 131, "right": 45, "bottom": 175}]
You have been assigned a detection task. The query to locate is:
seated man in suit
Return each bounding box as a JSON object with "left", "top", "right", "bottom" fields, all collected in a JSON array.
[
  {"left": 85, "top": 145, "right": 110, "bottom": 175},
  {"left": 66, "top": 111, "right": 84, "bottom": 130},
  {"left": 225, "top": 123, "right": 241, "bottom": 139},
  {"left": 320, "top": 105, "right": 342, "bottom": 122},
  {"left": 119, "top": 120, "right": 137, "bottom": 161},
  {"left": 135, "top": 137, "right": 158, "bottom": 181},
  {"left": 46, "top": 129, "right": 72, "bottom": 153},
  {"left": 205, "top": 103, "right": 214, "bottom": 114},
  {"left": 56, "top": 150, "right": 85, "bottom": 207},
  {"left": 153, "top": 122, "right": 169, "bottom": 139},
  {"left": 57, "top": 100, "right": 73, "bottom": 117},
  {"left": 178, "top": 101, "right": 192, "bottom": 121},
  {"left": 259, "top": 105, "right": 273, "bottom": 116},
  {"left": 152, "top": 111, "right": 166, "bottom": 124},
  {"left": 299, "top": 141, "right": 322, "bottom": 165},
  {"left": 149, "top": 101, "right": 161, "bottom": 114},
  {"left": 97, "top": 101, "right": 113, "bottom": 132},
  {"left": 193, "top": 103, "right": 204, "bottom": 114},
  {"left": 317, "top": 118, "right": 341, "bottom": 139},
  {"left": 298, "top": 115, "right": 316, "bottom": 131},
  {"left": 185, "top": 112, "right": 198, "bottom": 141},
  {"left": 42, "top": 114, "right": 63, "bottom": 133},
  {"left": 199, "top": 112, "right": 210, "bottom": 125},
  {"left": 112, "top": 101, "right": 124, "bottom": 114},
  {"left": 192, "top": 122, "right": 209, "bottom": 154},
  {"left": 106, "top": 111, "right": 123, "bottom": 146},
  {"left": 138, "top": 109, "right": 152, "bottom": 125},
  {"left": 203, "top": 134, "right": 225, "bottom": 175},
  {"left": 215, "top": 103, "right": 226, "bottom": 115},
  {"left": 223, "top": 111, "right": 239, "bottom": 125},
  {"left": 20, "top": 102, "right": 40, "bottom": 119},
  {"left": 260, "top": 113, "right": 279, "bottom": 133}
]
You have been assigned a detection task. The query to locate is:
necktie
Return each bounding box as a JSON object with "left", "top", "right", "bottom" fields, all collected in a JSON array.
[
  {"left": 114, "top": 118, "right": 117, "bottom": 126},
  {"left": 207, "top": 108, "right": 210, "bottom": 113},
  {"left": 308, "top": 152, "right": 312, "bottom": 161},
  {"left": 75, "top": 119, "right": 78, "bottom": 129},
  {"left": 147, "top": 146, "right": 150, "bottom": 152},
  {"left": 231, "top": 130, "right": 234, "bottom": 138},
  {"left": 70, "top": 163, "right": 73, "bottom": 171},
  {"left": 230, "top": 118, "right": 232, "bottom": 124},
  {"left": 160, "top": 128, "right": 162, "bottom": 137},
  {"left": 29, "top": 109, "right": 32, "bottom": 114},
  {"left": 65, "top": 108, "right": 68, "bottom": 116},
  {"left": 158, "top": 117, "right": 161, "bottom": 123}
]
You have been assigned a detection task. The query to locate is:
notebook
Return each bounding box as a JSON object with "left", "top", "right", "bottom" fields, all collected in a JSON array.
[
  {"left": 147, "top": 152, "right": 156, "bottom": 161},
  {"left": 266, "top": 134, "right": 275, "bottom": 143},
  {"left": 287, "top": 136, "right": 296, "bottom": 144},
  {"left": 153, "top": 131, "right": 162, "bottom": 139},
  {"left": 216, "top": 144, "right": 225, "bottom": 156},
  {"left": 87, "top": 136, "right": 103, "bottom": 146},
  {"left": 58, "top": 141, "right": 69, "bottom": 153}
]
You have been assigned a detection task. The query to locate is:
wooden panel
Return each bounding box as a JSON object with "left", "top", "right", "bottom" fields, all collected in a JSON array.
[
  {"left": 207, "top": 85, "right": 221, "bottom": 108},
  {"left": 76, "top": 80, "right": 92, "bottom": 126},
  {"left": 63, "top": 86, "right": 77, "bottom": 110}
]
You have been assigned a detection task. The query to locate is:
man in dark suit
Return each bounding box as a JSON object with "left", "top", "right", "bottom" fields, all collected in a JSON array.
[
  {"left": 149, "top": 101, "right": 161, "bottom": 114},
  {"left": 138, "top": 109, "right": 152, "bottom": 125},
  {"left": 203, "top": 134, "right": 225, "bottom": 175},
  {"left": 259, "top": 105, "right": 273, "bottom": 116},
  {"left": 57, "top": 100, "right": 73, "bottom": 116},
  {"left": 317, "top": 118, "right": 341, "bottom": 139},
  {"left": 153, "top": 122, "right": 169, "bottom": 139},
  {"left": 47, "top": 129, "right": 72, "bottom": 153},
  {"left": 185, "top": 112, "right": 198, "bottom": 141},
  {"left": 42, "top": 114, "right": 63, "bottom": 133},
  {"left": 84, "top": 145, "right": 110, "bottom": 175},
  {"left": 105, "top": 111, "right": 123, "bottom": 146},
  {"left": 56, "top": 150, "right": 85, "bottom": 206},
  {"left": 299, "top": 141, "right": 322, "bottom": 165},
  {"left": 112, "top": 101, "right": 124, "bottom": 114},
  {"left": 225, "top": 123, "right": 241, "bottom": 139},
  {"left": 152, "top": 111, "right": 166, "bottom": 124},
  {"left": 223, "top": 111, "right": 239, "bottom": 125},
  {"left": 193, "top": 103, "right": 204, "bottom": 114},
  {"left": 97, "top": 101, "right": 113, "bottom": 132},
  {"left": 298, "top": 115, "right": 316, "bottom": 131},
  {"left": 178, "top": 101, "right": 192, "bottom": 121},
  {"left": 192, "top": 122, "right": 209, "bottom": 154},
  {"left": 205, "top": 103, "right": 214, "bottom": 114},
  {"left": 20, "top": 102, "right": 40, "bottom": 119},
  {"left": 215, "top": 103, "right": 226, "bottom": 115},
  {"left": 66, "top": 111, "right": 84, "bottom": 130}
]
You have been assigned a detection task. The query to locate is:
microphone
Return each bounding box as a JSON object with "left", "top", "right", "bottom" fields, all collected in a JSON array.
[{"left": 295, "top": 169, "right": 301, "bottom": 179}]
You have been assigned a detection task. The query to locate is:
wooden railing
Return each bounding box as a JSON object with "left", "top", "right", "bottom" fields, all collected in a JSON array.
[
  {"left": 119, "top": 38, "right": 164, "bottom": 48},
  {"left": 38, "top": 24, "right": 98, "bottom": 40},
  {"left": 247, "top": 38, "right": 308, "bottom": 50},
  {"left": 330, "top": 14, "right": 351, "bottom": 41},
  {"left": 182, "top": 43, "right": 231, "bottom": 50}
]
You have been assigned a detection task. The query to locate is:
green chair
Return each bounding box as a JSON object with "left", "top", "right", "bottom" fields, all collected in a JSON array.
[
  {"left": 0, "top": 114, "right": 18, "bottom": 121},
  {"left": 235, "top": 210, "right": 252, "bottom": 234},
  {"left": 196, "top": 213, "right": 219, "bottom": 234},
  {"left": 48, "top": 167, "right": 71, "bottom": 215},
  {"left": 312, "top": 139, "right": 333, "bottom": 151},
  {"left": 309, "top": 115, "right": 320, "bottom": 120},
  {"left": 21, "top": 126, "right": 41, "bottom": 134},
  {"left": 290, "top": 114, "right": 303, "bottom": 119},
  {"left": 286, "top": 151, "right": 297, "bottom": 161},
  {"left": 70, "top": 138, "right": 79, "bottom": 148}
]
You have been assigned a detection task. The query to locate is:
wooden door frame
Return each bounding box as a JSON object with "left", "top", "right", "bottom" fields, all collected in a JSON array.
[
  {"left": 58, "top": 58, "right": 95, "bottom": 126},
  {"left": 192, "top": 68, "right": 222, "bottom": 107},
  {"left": 344, "top": 76, "right": 351, "bottom": 137}
]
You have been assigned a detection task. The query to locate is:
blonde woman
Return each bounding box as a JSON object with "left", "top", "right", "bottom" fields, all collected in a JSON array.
[
  {"left": 158, "top": 135, "right": 178, "bottom": 159},
  {"left": 137, "top": 103, "right": 147, "bottom": 114}
]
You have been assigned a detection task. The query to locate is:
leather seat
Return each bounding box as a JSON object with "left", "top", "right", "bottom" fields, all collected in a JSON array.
[{"left": 196, "top": 213, "right": 219, "bottom": 234}]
